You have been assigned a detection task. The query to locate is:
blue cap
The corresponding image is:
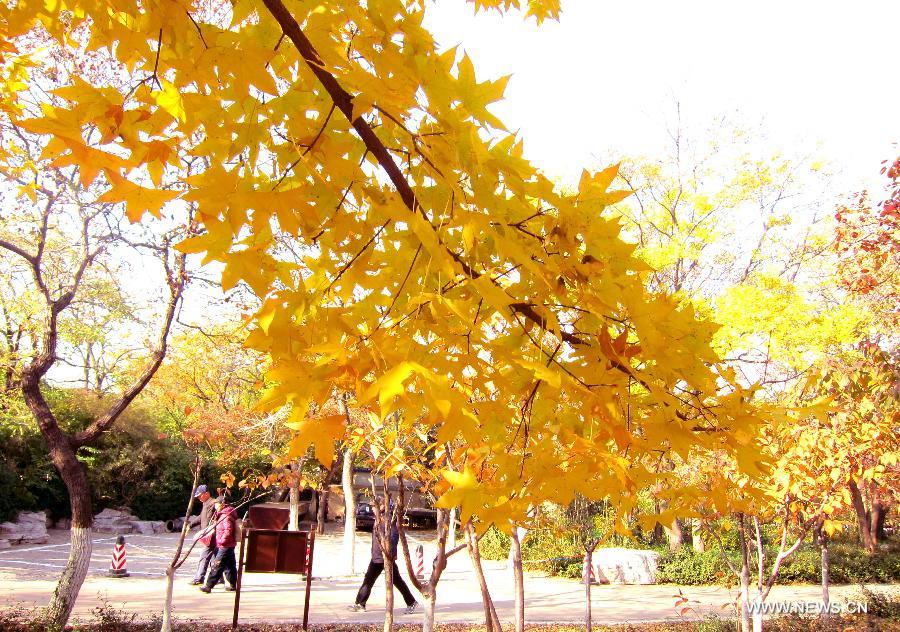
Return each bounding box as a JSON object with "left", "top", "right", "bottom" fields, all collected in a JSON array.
[{"left": 194, "top": 484, "right": 208, "bottom": 498}]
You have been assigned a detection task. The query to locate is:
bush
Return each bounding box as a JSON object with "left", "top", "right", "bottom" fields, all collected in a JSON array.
[
  {"left": 855, "top": 586, "right": 900, "bottom": 620},
  {"left": 653, "top": 542, "right": 900, "bottom": 586},
  {"left": 656, "top": 547, "right": 734, "bottom": 585},
  {"left": 0, "top": 388, "right": 244, "bottom": 523},
  {"left": 0, "top": 459, "right": 25, "bottom": 523},
  {"left": 477, "top": 526, "right": 511, "bottom": 560}
]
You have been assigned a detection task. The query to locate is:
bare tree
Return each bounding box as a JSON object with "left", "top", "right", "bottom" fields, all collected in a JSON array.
[{"left": 0, "top": 186, "right": 187, "bottom": 628}]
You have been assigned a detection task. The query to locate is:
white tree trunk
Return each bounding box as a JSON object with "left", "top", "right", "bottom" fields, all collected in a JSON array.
[
  {"left": 584, "top": 547, "right": 595, "bottom": 632},
  {"left": 752, "top": 590, "right": 763, "bottom": 632},
  {"left": 161, "top": 566, "right": 176, "bottom": 632},
  {"left": 422, "top": 594, "right": 437, "bottom": 632},
  {"left": 448, "top": 507, "right": 457, "bottom": 550},
  {"left": 739, "top": 572, "right": 752, "bottom": 632},
  {"left": 692, "top": 518, "right": 705, "bottom": 553},
  {"left": 510, "top": 526, "right": 525, "bottom": 632},
  {"left": 342, "top": 446, "right": 356, "bottom": 574},
  {"left": 289, "top": 472, "right": 301, "bottom": 531},
  {"left": 44, "top": 526, "right": 92, "bottom": 628}
]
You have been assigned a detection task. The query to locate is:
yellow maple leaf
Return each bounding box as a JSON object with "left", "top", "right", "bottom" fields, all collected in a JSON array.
[
  {"left": 286, "top": 414, "right": 346, "bottom": 467},
  {"left": 99, "top": 176, "right": 180, "bottom": 222},
  {"left": 153, "top": 80, "right": 185, "bottom": 123}
]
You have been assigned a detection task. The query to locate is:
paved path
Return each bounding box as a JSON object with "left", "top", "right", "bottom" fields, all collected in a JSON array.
[{"left": 0, "top": 528, "right": 883, "bottom": 625}]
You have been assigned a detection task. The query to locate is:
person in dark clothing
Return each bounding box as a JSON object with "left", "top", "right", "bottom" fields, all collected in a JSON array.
[
  {"left": 190, "top": 484, "right": 218, "bottom": 585},
  {"left": 348, "top": 498, "right": 419, "bottom": 614},
  {"left": 200, "top": 502, "right": 238, "bottom": 592}
]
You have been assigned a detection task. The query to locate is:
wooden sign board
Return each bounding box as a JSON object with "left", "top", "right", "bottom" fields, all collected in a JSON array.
[
  {"left": 245, "top": 529, "right": 310, "bottom": 574},
  {"left": 232, "top": 527, "right": 316, "bottom": 630}
]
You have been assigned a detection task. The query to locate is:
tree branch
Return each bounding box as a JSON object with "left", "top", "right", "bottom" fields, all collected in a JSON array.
[{"left": 72, "top": 248, "right": 187, "bottom": 447}]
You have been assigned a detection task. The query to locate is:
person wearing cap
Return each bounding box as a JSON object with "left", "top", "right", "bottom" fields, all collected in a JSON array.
[{"left": 190, "top": 484, "right": 218, "bottom": 585}]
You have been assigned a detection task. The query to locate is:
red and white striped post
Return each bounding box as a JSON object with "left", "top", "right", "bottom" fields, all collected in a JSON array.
[
  {"left": 414, "top": 544, "right": 425, "bottom": 580},
  {"left": 109, "top": 534, "right": 129, "bottom": 578}
]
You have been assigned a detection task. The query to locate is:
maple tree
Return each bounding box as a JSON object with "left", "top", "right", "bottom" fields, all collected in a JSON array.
[
  {"left": 834, "top": 156, "right": 899, "bottom": 327},
  {"left": 1, "top": 1, "right": 774, "bottom": 628}
]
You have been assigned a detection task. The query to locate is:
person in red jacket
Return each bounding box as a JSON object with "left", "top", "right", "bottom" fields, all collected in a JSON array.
[{"left": 200, "top": 502, "right": 238, "bottom": 593}]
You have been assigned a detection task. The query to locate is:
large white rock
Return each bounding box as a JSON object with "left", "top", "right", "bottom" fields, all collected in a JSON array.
[
  {"left": 0, "top": 539, "right": 10, "bottom": 549},
  {"left": 585, "top": 548, "right": 661, "bottom": 585},
  {"left": 93, "top": 508, "right": 139, "bottom": 534},
  {"left": 130, "top": 520, "right": 166, "bottom": 534},
  {"left": 0, "top": 511, "right": 50, "bottom": 545}
]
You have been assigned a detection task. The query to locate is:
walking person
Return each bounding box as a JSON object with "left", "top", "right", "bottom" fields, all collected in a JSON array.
[
  {"left": 200, "top": 500, "right": 238, "bottom": 592},
  {"left": 348, "top": 497, "right": 419, "bottom": 613},
  {"left": 190, "top": 484, "right": 218, "bottom": 585}
]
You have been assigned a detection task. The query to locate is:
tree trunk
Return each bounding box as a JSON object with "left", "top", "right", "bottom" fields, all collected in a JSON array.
[
  {"left": 448, "top": 507, "right": 458, "bottom": 550},
  {"left": 315, "top": 489, "right": 325, "bottom": 534},
  {"left": 510, "top": 525, "right": 525, "bottom": 632},
  {"left": 652, "top": 521, "right": 665, "bottom": 545},
  {"left": 45, "top": 525, "right": 92, "bottom": 631},
  {"left": 584, "top": 543, "right": 597, "bottom": 632},
  {"left": 289, "top": 476, "right": 301, "bottom": 531},
  {"left": 26, "top": 383, "right": 93, "bottom": 631},
  {"left": 665, "top": 517, "right": 685, "bottom": 551},
  {"left": 161, "top": 460, "right": 202, "bottom": 632},
  {"left": 736, "top": 514, "right": 752, "bottom": 632},
  {"left": 814, "top": 522, "right": 830, "bottom": 617},
  {"left": 465, "top": 520, "right": 500, "bottom": 632},
  {"left": 383, "top": 551, "right": 395, "bottom": 632},
  {"left": 871, "top": 500, "right": 887, "bottom": 547},
  {"left": 342, "top": 446, "right": 356, "bottom": 574},
  {"left": 398, "top": 505, "right": 452, "bottom": 632},
  {"left": 317, "top": 454, "right": 341, "bottom": 535},
  {"left": 692, "top": 518, "right": 705, "bottom": 553},
  {"left": 422, "top": 595, "right": 437, "bottom": 632},
  {"left": 848, "top": 479, "right": 875, "bottom": 553}
]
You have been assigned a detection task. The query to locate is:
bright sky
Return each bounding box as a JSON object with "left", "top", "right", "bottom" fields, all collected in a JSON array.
[{"left": 424, "top": 0, "right": 899, "bottom": 192}]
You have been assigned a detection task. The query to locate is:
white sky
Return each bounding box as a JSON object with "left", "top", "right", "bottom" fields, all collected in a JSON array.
[{"left": 424, "top": 0, "right": 899, "bottom": 191}]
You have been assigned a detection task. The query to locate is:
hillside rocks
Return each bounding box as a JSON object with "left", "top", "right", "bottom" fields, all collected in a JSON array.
[
  {"left": 586, "top": 548, "right": 661, "bottom": 585},
  {"left": 0, "top": 511, "right": 50, "bottom": 545},
  {"left": 92, "top": 508, "right": 165, "bottom": 534}
]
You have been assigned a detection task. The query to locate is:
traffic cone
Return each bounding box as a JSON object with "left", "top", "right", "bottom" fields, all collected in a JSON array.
[
  {"left": 415, "top": 544, "right": 425, "bottom": 580},
  {"left": 108, "top": 535, "right": 130, "bottom": 577}
]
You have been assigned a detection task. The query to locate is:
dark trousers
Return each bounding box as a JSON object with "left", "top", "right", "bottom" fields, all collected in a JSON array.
[
  {"left": 193, "top": 543, "right": 217, "bottom": 582},
  {"left": 355, "top": 561, "right": 416, "bottom": 607},
  {"left": 204, "top": 546, "right": 237, "bottom": 589}
]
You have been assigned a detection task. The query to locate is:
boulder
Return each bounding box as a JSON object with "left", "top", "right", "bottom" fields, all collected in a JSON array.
[
  {"left": 0, "top": 539, "right": 10, "bottom": 549},
  {"left": 130, "top": 520, "right": 166, "bottom": 534},
  {"left": 93, "top": 508, "right": 139, "bottom": 534},
  {"left": 0, "top": 511, "right": 50, "bottom": 545},
  {"left": 586, "top": 548, "right": 661, "bottom": 585},
  {"left": 55, "top": 518, "right": 71, "bottom": 530}
]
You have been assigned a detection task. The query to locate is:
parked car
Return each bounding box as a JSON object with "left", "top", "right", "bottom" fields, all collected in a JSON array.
[{"left": 355, "top": 494, "right": 376, "bottom": 531}]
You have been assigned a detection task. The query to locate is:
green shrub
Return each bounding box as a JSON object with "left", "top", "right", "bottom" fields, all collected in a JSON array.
[
  {"left": 0, "top": 459, "right": 25, "bottom": 523},
  {"left": 560, "top": 559, "right": 584, "bottom": 579},
  {"left": 477, "top": 526, "right": 511, "bottom": 560},
  {"left": 480, "top": 525, "right": 589, "bottom": 563},
  {"left": 0, "top": 388, "right": 248, "bottom": 523},
  {"left": 656, "top": 547, "right": 734, "bottom": 585},
  {"left": 778, "top": 548, "right": 819, "bottom": 583},
  {"left": 653, "top": 542, "right": 900, "bottom": 586}
]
